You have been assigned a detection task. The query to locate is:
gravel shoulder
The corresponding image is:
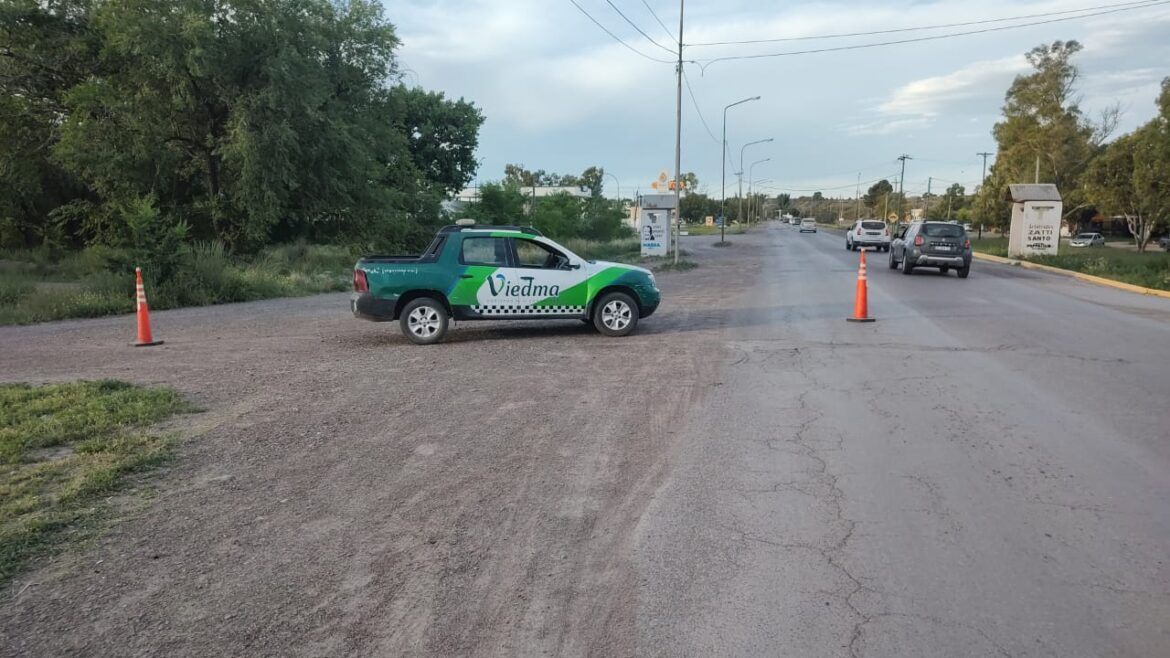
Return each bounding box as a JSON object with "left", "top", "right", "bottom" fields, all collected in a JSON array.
[{"left": 0, "top": 236, "right": 758, "bottom": 657}]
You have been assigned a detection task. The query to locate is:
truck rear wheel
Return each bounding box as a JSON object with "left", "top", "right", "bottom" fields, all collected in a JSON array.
[
  {"left": 400, "top": 298, "right": 449, "bottom": 345},
  {"left": 593, "top": 292, "right": 639, "bottom": 337}
]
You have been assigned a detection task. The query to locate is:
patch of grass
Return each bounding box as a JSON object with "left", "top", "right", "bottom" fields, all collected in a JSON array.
[
  {"left": 652, "top": 259, "right": 699, "bottom": 272},
  {"left": 685, "top": 224, "right": 746, "bottom": 236},
  {"left": 0, "top": 380, "right": 190, "bottom": 585},
  {"left": 971, "top": 237, "right": 1170, "bottom": 290},
  {"left": 1030, "top": 250, "right": 1170, "bottom": 290},
  {"left": 970, "top": 238, "right": 1009, "bottom": 257},
  {"left": 564, "top": 237, "right": 641, "bottom": 263},
  {"left": 0, "top": 242, "right": 354, "bottom": 326}
]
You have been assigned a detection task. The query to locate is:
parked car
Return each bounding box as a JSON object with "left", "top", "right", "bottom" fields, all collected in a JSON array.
[
  {"left": 889, "top": 221, "right": 972, "bottom": 278},
  {"left": 1069, "top": 232, "right": 1106, "bottom": 247},
  {"left": 1158, "top": 236, "right": 1170, "bottom": 251},
  {"left": 799, "top": 218, "right": 817, "bottom": 233},
  {"left": 352, "top": 224, "right": 660, "bottom": 344},
  {"left": 846, "top": 219, "right": 891, "bottom": 251}
]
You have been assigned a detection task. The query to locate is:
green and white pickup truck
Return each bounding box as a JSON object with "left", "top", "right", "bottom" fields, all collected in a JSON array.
[{"left": 351, "top": 224, "right": 661, "bottom": 344}]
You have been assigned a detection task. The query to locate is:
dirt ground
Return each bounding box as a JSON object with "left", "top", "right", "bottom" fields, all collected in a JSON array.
[{"left": 0, "top": 238, "right": 757, "bottom": 657}]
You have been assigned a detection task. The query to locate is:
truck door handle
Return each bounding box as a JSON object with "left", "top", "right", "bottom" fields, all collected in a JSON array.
[{"left": 459, "top": 275, "right": 474, "bottom": 279}]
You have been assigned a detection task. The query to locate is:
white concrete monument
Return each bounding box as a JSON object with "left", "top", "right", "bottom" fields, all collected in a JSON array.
[
  {"left": 1006, "top": 184, "right": 1062, "bottom": 258},
  {"left": 639, "top": 194, "right": 676, "bottom": 258}
]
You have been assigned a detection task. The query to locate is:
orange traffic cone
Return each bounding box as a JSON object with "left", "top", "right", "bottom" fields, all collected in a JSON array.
[
  {"left": 846, "top": 249, "right": 876, "bottom": 323},
  {"left": 133, "top": 267, "right": 164, "bottom": 346}
]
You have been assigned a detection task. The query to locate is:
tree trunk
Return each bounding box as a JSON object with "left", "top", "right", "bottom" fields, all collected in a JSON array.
[{"left": 1125, "top": 213, "right": 1148, "bottom": 252}]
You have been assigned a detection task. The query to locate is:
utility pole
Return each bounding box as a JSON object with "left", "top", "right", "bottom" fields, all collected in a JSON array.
[
  {"left": 1034, "top": 155, "right": 1040, "bottom": 184},
  {"left": 977, "top": 151, "right": 993, "bottom": 239},
  {"left": 672, "top": 0, "right": 684, "bottom": 264},
  {"left": 925, "top": 177, "right": 932, "bottom": 217},
  {"left": 896, "top": 154, "right": 912, "bottom": 222},
  {"left": 854, "top": 172, "right": 861, "bottom": 221}
]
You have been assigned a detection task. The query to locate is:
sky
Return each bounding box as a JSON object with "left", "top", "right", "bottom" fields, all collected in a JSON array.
[{"left": 390, "top": 0, "right": 1170, "bottom": 200}]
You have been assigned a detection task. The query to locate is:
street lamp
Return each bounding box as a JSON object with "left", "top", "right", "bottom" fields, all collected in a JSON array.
[
  {"left": 605, "top": 172, "right": 621, "bottom": 203},
  {"left": 747, "top": 158, "right": 770, "bottom": 224},
  {"left": 750, "top": 177, "right": 772, "bottom": 223},
  {"left": 738, "top": 138, "right": 773, "bottom": 227},
  {"left": 721, "top": 96, "right": 760, "bottom": 243}
]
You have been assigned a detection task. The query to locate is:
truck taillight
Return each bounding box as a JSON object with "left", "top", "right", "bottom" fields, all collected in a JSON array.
[
  {"left": 964, "top": 238, "right": 971, "bottom": 249},
  {"left": 913, "top": 235, "right": 924, "bottom": 247},
  {"left": 884, "top": 228, "right": 890, "bottom": 236},
  {"left": 353, "top": 269, "right": 368, "bottom": 293}
]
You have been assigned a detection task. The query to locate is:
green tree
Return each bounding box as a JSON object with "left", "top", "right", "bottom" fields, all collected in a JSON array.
[
  {"left": 863, "top": 180, "right": 894, "bottom": 212},
  {"left": 936, "top": 183, "right": 968, "bottom": 219},
  {"left": 1085, "top": 79, "right": 1170, "bottom": 251},
  {"left": 1, "top": 0, "right": 483, "bottom": 256},
  {"left": 0, "top": 0, "right": 102, "bottom": 247},
  {"left": 980, "top": 40, "right": 1115, "bottom": 231},
  {"left": 465, "top": 183, "right": 527, "bottom": 226}
]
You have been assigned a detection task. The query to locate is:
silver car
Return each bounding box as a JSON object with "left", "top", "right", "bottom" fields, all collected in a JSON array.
[{"left": 1069, "top": 232, "right": 1105, "bottom": 247}]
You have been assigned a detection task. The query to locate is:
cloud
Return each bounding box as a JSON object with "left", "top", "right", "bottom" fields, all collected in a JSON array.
[
  {"left": 385, "top": 0, "right": 1170, "bottom": 194},
  {"left": 844, "top": 117, "right": 931, "bottom": 136},
  {"left": 877, "top": 56, "right": 1029, "bottom": 119}
]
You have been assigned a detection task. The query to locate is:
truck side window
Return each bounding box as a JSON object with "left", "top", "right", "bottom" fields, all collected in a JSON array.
[
  {"left": 514, "top": 239, "right": 566, "bottom": 269},
  {"left": 461, "top": 237, "right": 508, "bottom": 266}
]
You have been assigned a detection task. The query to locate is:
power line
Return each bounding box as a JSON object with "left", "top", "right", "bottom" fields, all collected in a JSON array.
[
  {"left": 696, "top": 1, "right": 1170, "bottom": 70},
  {"left": 686, "top": 0, "right": 1163, "bottom": 46},
  {"left": 567, "top": 0, "right": 676, "bottom": 64},
  {"left": 602, "top": 0, "right": 677, "bottom": 55},
  {"left": 639, "top": 0, "right": 676, "bottom": 42},
  {"left": 681, "top": 70, "right": 720, "bottom": 145},
  {"left": 759, "top": 173, "right": 901, "bottom": 193}
]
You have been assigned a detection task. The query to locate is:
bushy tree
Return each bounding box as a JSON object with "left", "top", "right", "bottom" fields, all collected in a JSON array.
[
  {"left": 1, "top": 0, "right": 483, "bottom": 257},
  {"left": 979, "top": 40, "right": 1115, "bottom": 231},
  {"left": 863, "top": 180, "right": 894, "bottom": 215},
  {"left": 1086, "top": 79, "right": 1170, "bottom": 251}
]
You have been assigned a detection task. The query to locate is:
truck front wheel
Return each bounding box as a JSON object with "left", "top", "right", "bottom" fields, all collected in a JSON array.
[
  {"left": 400, "top": 298, "right": 449, "bottom": 345},
  {"left": 593, "top": 292, "right": 640, "bottom": 337}
]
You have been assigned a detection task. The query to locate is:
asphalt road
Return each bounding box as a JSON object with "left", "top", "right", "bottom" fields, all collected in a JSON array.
[
  {"left": 2, "top": 223, "right": 1168, "bottom": 657},
  {"left": 637, "top": 223, "right": 1170, "bottom": 657}
]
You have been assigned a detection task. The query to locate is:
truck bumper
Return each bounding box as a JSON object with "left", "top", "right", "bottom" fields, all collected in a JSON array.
[
  {"left": 635, "top": 285, "right": 661, "bottom": 318},
  {"left": 351, "top": 293, "right": 397, "bottom": 321},
  {"left": 913, "top": 254, "right": 969, "bottom": 267}
]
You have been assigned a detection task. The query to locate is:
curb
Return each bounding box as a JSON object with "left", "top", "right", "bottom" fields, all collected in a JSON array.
[{"left": 972, "top": 252, "right": 1170, "bottom": 299}]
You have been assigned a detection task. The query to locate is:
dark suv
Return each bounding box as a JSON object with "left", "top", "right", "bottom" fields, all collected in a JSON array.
[{"left": 889, "top": 221, "right": 972, "bottom": 278}]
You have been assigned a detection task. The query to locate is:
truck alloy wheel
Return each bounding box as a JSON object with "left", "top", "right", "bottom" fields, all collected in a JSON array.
[
  {"left": 594, "top": 292, "right": 639, "bottom": 337},
  {"left": 401, "top": 298, "right": 449, "bottom": 345}
]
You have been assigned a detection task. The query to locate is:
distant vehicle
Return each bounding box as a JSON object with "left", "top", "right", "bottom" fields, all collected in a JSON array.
[
  {"left": 789, "top": 217, "right": 800, "bottom": 225},
  {"left": 846, "top": 219, "right": 891, "bottom": 252},
  {"left": 962, "top": 223, "right": 973, "bottom": 231},
  {"left": 1069, "top": 232, "right": 1105, "bottom": 247},
  {"left": 889, "top": 221, "right": 972, "bottom": 278},
  {"left": 799, "top": 218, "right": 817, "bottom": 233},
  {"left": 352, "top": 224, "right": 660, "bottom": 344},
  {"left": 1160, "top": 236, "right": 1170, "bottom": 251}
]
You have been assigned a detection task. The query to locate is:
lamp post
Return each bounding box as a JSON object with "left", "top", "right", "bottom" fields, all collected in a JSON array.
[
  {"left": 747, "top": 158, "right": 769, "bottom": 223},
  {"left": 750, "top": 178, "right": 772, "bottom": 224},
  {"left": 721, "top": 96, "right": 760, "bottom": 243},
  {"left": 738, "top": 138, "right": 772, "bottom": 227},
  {"left": 605, "top": 172, "right": 620, "bottom": 203}
]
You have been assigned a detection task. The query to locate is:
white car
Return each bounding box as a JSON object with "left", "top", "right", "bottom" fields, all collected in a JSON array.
[
  {"left": 1069, "top": 232, "right": 1105, "bottom": 247},
  {"left": 799, "top": 219, "right": 817, "bottom": 233},
  {"left": 846, "top": 219, "right": 891, "bottom": 252}
]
